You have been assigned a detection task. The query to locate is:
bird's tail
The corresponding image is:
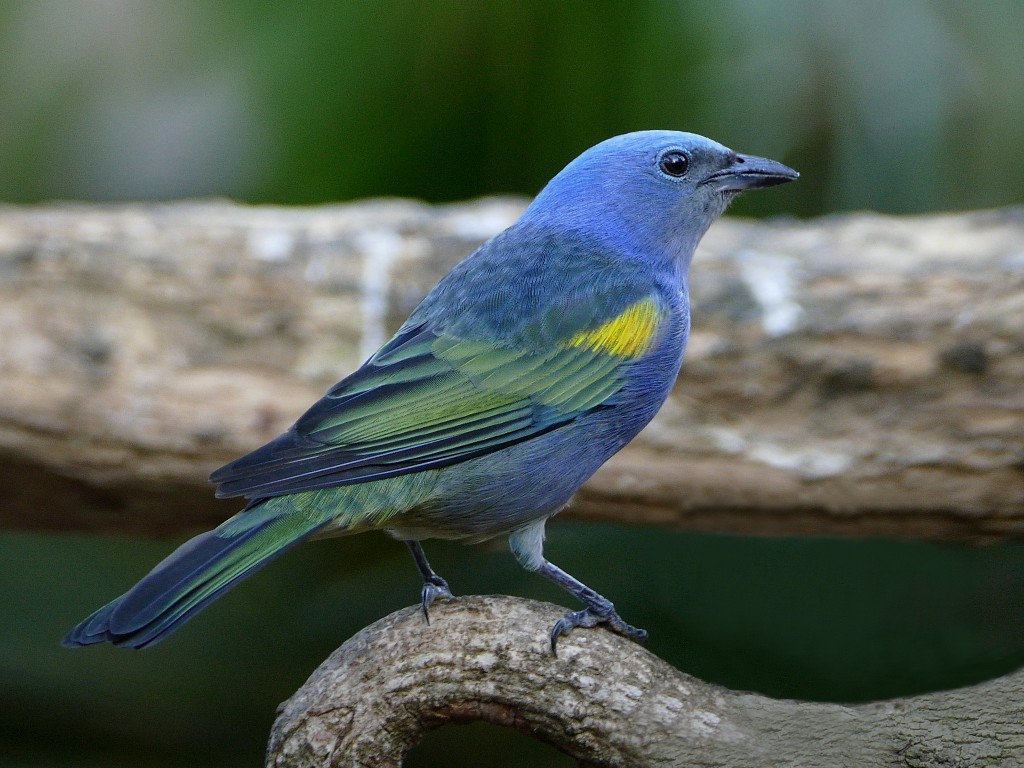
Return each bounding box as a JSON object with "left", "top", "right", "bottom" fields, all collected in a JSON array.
[{"left": 63, "top": 501, "right": 329, "bottom": 649}]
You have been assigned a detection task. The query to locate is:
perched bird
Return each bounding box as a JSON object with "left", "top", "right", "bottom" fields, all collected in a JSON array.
[{"left": 64, "top": 131, "right": 797, "bottom": 652}]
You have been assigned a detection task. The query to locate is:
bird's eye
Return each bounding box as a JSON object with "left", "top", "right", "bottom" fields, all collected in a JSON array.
[{"left": 658, "top": 150, "right": 690, "bottom": 178}]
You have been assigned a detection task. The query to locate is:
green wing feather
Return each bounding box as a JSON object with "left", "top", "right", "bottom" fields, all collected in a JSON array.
[{"left": 210, "top": 295, "right": 664, "bottom": 500}]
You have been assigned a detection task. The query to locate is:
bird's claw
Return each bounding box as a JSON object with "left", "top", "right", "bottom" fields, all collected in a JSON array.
[
  {"left": 549, "top": 607, "right": 648, "bottom": 654},
  {"left": 419, "top": 575, "right": 452, "bottom": 624}
]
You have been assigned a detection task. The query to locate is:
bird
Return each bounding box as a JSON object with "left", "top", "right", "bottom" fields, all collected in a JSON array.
[{"left": 64, "top": 131, "right": 797, "bottom": 653}]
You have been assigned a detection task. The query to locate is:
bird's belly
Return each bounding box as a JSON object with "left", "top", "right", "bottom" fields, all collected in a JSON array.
[
  {"left": 385, "top": 445, "right": 593, "bottom": 542},
  {"left": 386, "top": 397, "right": 664, "bottom": 542}
]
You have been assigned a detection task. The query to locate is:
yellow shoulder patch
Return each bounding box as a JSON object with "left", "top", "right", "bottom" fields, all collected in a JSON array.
[{"left": 568, "top": 297, "right": 662, "bottom": 357}]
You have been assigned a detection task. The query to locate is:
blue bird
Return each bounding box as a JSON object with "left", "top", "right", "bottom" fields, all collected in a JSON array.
[{"left": 64, "top": 131, "right": 797, "bottom": 652}]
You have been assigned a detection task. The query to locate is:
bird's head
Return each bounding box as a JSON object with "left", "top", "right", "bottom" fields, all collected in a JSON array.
[{"left": 523, "top": 130, "right": 798, "bottom": 269}]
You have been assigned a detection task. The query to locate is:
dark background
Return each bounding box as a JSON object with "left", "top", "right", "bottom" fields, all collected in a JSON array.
[{"left": 1, "top": 2, "right": 1022, "bottom": 766}]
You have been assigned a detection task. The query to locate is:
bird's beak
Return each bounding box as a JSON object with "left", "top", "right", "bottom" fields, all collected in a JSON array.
[{"left": 700, "top": 153, "right": 799, "bottom": 192}]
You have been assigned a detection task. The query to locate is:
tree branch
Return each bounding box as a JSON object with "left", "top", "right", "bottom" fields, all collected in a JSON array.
[
  {"left": 266, "top": 596, "right": 1024, "bottom": 767},
  {"left": 1, "top": 202, "right": 1022, "bottom": 539}
]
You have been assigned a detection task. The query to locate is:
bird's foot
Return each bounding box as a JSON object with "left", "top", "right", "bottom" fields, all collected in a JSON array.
[
  {"left": 549, "top": 606, "right": 648, "bottom": 655},
  {"left": 419, "top": 575, "right": 452, "bottom": 624}
]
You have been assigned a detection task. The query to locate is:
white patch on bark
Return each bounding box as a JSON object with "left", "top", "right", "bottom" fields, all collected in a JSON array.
[
  {"left": 357, "top": 229, "right": 404, "bottom": 360},
  {"left": 247, "top": 228, "right": 295, "bottom": 262},
  {"left": 738, "top": 250, "right": 803, "bottom": 336}
]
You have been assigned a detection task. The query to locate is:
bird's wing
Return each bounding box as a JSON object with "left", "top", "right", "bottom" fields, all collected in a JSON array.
[{"left": 209, "top": 294, "right": 666, "bottom": 499}]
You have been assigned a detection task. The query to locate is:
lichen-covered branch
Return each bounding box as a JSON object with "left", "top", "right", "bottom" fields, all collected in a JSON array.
[
  {"left": 1, "top": 202, "right": 1022, "bottom": 539},
  {"left": 266, "top": 596, "right": 1024, "bottom": 767}
]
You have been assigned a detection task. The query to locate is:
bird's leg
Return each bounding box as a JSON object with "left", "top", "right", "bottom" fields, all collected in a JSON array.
[
  {"left": 536, "top": 560, "right": 648, "bottom": 653},
  {"left": 405, "top": 540, "right": 452, "bottom": 624},
  {"left": 509, "top": 519, "right": 647, "bottom": 654}
]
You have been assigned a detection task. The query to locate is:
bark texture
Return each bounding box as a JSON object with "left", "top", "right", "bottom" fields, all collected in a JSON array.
[
  {"left": 267, "top": 595, "right": 1024, "bottom": 768},
  {"left": 1, "top": 201, "right": 1022, "bottom": 539}
]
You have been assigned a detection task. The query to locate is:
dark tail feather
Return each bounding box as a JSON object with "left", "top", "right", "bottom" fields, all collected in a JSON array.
[{"left": 63, "top": 505, "right": 327, "bottom": 649}]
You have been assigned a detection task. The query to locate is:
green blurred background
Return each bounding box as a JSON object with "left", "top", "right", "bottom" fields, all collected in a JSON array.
[{"left": 2, "top": 1, "right": 1023, "bottom": 766}]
